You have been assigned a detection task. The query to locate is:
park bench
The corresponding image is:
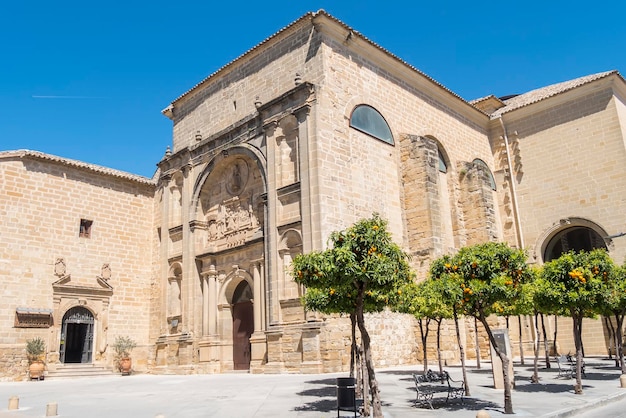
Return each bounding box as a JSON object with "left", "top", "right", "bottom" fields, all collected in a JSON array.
[
  {"left": 412, "top": 370, "right": 465, "bottom": 409},
  {"left": 555, "top": 355, "right": 586, "bottom": 378}
]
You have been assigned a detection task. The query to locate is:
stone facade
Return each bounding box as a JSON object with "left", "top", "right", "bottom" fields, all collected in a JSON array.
[{"left": 1, "top": 11, "right": 625, "bottom": 380}]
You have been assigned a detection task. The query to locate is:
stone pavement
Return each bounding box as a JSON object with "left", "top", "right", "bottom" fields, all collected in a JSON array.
[{"left": 0, "top": 357, "right": 625, "bottom": 417}]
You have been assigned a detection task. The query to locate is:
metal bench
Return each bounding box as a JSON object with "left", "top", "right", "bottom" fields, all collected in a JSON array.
[
  {"left": 412, "top": 370, "right": 464, "bottom": 409},
  {"left": 556, "top": 355, "right": 586, "bottom": 378}
]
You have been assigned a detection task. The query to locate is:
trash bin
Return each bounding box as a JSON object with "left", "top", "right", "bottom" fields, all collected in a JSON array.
[{"left": 336, "top": 377, "right": 357, "bottom": 418}]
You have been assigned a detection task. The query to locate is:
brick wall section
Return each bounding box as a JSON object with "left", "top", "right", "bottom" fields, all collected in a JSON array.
[{"left": 0, "top": 155, "right": 155, "bottom": 379}]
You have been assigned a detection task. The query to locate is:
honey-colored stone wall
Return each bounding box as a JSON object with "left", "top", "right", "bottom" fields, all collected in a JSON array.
[
  {"left": 492, "top": 84, "right": 626, "bottom": 263},
  {"left": 0, "top": 153, "right": 155, "bottom": 380}
]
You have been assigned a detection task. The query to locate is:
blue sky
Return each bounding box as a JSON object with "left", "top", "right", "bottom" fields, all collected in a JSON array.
[{"left": 2, "top": 1, "right": 625, "bottom": 178}]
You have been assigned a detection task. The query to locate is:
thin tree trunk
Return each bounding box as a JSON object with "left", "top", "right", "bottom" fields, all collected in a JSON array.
[
  {"left": 531, "top": 312, "right": 540, "bottom": 383},
  {"left": 541, "top": 314, "right": 551, "bottom": 368},
  {"left": 419, "top": 318, "right": 430, "bottom": 373},
  {"left": 615, "top": 311, "right": 626, "bottom": 374},
  {"left": 350, "top": 312, "right": 357, "bottom": 377},
  {"left": 553, "top": 315, "right": 558, "bottom": 356},
  {"left": 479, "top": 314, "right": 514, "bottom": 414},
  {"left": 453, "top": 306, "right": 470, "bottom": 396},
  {"left": 572, "top": 312, "right": 584, "bottom": 394},
  {"left": 436, "top": 319, "right": 443, "bottom": 375},
  {"left": 518, "top": 315, "right": 525, "bottom": 366},
  {"left": 474, "top": 316, "right": 481, "bottom": 369},
  {"left": 356, "top": 345, "right": 363, "bottom": 400},
  {"left": 360, "top": 345, "right": 369, "bottom": 416},
  {"left": 613, "top": 321, "right": 620, "bottom": 367},
  {"left": 355, "top": 289, "right": 383, "bottom": 418},
  {"left": 604, "top": 316, "right": 614, "bottom": 361}
]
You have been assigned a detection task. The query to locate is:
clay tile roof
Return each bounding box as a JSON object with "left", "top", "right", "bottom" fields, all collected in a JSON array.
[
  {"left": 490, "top": 70, "right": 622, "bottom": 118},
  {"left": 0, "top": 150, "right": 157, "bottom": 185}
]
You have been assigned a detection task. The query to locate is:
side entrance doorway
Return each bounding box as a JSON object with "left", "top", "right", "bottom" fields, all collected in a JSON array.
[
  {"left": 60, "top": 307, "right": 94, "bottom": 363},
  {"left": 232, "top": 281, "right": 254, "bottom": 370}
]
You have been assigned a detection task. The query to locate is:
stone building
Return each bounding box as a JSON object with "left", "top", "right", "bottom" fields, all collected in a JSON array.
[{"left": 1, "top": 10, "right": 625, "bottom": 380}]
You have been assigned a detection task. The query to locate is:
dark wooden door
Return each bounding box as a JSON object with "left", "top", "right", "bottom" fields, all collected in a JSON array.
[{"left": 232, "top": 301, "right": 253, "bottom": 370}]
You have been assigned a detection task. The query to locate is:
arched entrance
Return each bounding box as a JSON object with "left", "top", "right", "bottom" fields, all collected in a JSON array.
[
  {"left": 60, "top": 307, "right": 94, "bottom": 363},
  {"left": 232, "top": 281, "right": 254, "bottom": 370},
  {"left": 543, "top": 226, "right": 607, "bottom": 262}
]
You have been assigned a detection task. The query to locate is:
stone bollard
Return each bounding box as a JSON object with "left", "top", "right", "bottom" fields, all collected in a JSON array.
[
  {"left": 8, "top": 396, "right": 19, "bottom": 410},
  {"left": 620, "top": 374, "right": 626, "bottom": 388},
  {"left": 46, "top": 402, "right": 58, "bottom": 417},
  {"left": 476, "top": 410, "right": 491, "bottom": 418}
]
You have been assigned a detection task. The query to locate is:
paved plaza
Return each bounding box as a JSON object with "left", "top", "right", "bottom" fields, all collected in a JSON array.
[{"left": 1, "top": 357, "right": 625, "bottom": 417}]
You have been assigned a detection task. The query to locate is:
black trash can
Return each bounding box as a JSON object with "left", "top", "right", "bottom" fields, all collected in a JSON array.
[{"left": 336, "top": 377, "right": 357, "bottom": 417}]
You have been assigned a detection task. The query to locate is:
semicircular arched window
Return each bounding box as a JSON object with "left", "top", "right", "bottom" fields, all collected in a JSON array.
[
  {"left": 473, "top": 158, "right": 496, "bottom": 191},
  {"left": 349, "top": 105, "right": 394, "bottom": 145},
  {"left": 438, "top": 148, "right": 448, "bottom": 173}
]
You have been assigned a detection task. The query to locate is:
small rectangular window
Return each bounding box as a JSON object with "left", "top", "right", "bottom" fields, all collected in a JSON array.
[{"left": 79, "top": 219, "right": 93, "bottom": 238}]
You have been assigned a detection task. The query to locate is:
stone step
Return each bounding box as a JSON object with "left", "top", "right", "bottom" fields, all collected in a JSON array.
[{"left": 45, "top": 364, "right": 118, "bottom": 380}]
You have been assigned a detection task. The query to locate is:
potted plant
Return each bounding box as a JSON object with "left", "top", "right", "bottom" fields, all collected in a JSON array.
[
  {"left": 26, "top": 337, "right": 46, "bottom": 380},
  {"left": 113, "top": 336, "right": 137, "bottom": 375}
]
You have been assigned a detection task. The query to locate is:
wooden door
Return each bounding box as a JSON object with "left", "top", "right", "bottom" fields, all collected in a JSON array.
[{"left": 232, "top": 301, "right": 253, "bottom": 370}]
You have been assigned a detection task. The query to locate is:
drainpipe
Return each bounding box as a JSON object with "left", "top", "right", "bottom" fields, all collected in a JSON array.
[{"left": 498, "top": 116, "right": 525, "bottom": 250}]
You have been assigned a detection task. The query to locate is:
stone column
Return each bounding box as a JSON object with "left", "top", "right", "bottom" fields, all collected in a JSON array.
[
  {"left": 160, "top": 174, "right": 171, "bottom": 336},
  {"left": 250, "top": 259, "right": 267, "bottom": 373},
  {"left": 180, "top": 164, "right": 194, "bottom": 334},
  {"left": 294, "top": 105, "right": 314, "bottom": 253},
  {"left": 202, "top": 264, "right": 217, "bottom": 337},
  {"left": 263, "top": 121, "right": 279, "bottom": 326},
  {"left": 252, "top": 261, "right": 262, "bottom": 333}
]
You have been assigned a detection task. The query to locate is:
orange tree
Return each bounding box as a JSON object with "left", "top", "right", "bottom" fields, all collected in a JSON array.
[
  {"left": 291, "top": 214, "right": 413, "bottom": 418},
  {"left": 397, "top": 279, "right": 452, "bottom": 375},
  {"left": 430, "top": 242, "right": 531, "bottom": 414},
  {"left": 598, "top": 263, "right": 625, "bottom": 371},
  {"left": 536, "top": 249, "right": 613, "bottom": 394}
]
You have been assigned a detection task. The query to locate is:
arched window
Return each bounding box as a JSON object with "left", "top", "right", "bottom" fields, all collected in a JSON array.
[
  {"left": 438, "top": 148, "right": 447, "bottom": 173},
  {"left": 473, "top": 159, "right": 496, "bottom": 190},
  {"left": 543, "top": 227, "right": 607, "bottom": 262},
  {"left": 349, "top": 105, "right": 393, "bottom": 144}
]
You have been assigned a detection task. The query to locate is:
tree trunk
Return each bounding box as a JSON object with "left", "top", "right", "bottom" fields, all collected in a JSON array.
[
  {"left": 474, "top": 316, "right": 481, "bottom": 369},
  {"left": 479, "top": 314, "right": 514, "bottom": 414},
  {"left": 356, "top": 345, "right": 363, "bottom": 400},
  {"left": 604, "top": 316, "right": 614, "bottom": 361},
  {"left": 553, "top": 315, "right": 558, "bottom": 356},
  {"left": 541, "top": 314, "right": 551, "bottom": 368},
  {"left": 572, "top": 312, "right": 584, "bottom": 394},
  {"left": 356, "top": 289, "right": 383, "bottom": 418},
  {"left": 436, "top": 319, "right": 443, "bottom": 375},
  {"left": 612, "top": 320, "right": 620, "bottom": 367},
  {"left": 360, "top": 345, "right": 370, "bottom": 417},
  {"left": 531, "top": 312, "right": 540, "bottom": 383},
  {"left": 453, "top": 306, "right": 470, "bottom": 396},
  {"left": 615, "top": 311, "right": 626, "bottom": 374},
  {"left": 419, "top": 318, "right": 430, "bottom": 373},
  {"left": 350, "top": 312, "right": 357, "bottom": 378},
  {"left": 518, "top": 315, "right": 525, "bottom": 366}
]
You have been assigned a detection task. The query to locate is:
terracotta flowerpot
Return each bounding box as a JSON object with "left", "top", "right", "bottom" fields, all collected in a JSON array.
[
  {"left": 120, "top": 357, "right": 132, "bottom": 375},
  {"left": 29, "top": 361, "right": 45, "bottom": 380}
]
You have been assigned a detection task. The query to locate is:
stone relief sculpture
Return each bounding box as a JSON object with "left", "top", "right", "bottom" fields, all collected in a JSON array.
[
  {"left": 203, "top": 157, "right": 261, "bottom": 249},
  {"left": 225, "top": 158, "right": 249, "bottom": 196},
  {"left": 54, "top": 258, "right": 67, "bottom": 277}
]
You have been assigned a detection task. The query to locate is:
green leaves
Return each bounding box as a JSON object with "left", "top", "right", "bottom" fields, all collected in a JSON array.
[
  {"left": 537, "top": 249, "right": 614, "bottom": 316},
  {"left": 428, "top": 242, "right": 531, "bottom": 317},
  {"left": 291, "top": 213, "right": 414, "bottom": 315}
]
